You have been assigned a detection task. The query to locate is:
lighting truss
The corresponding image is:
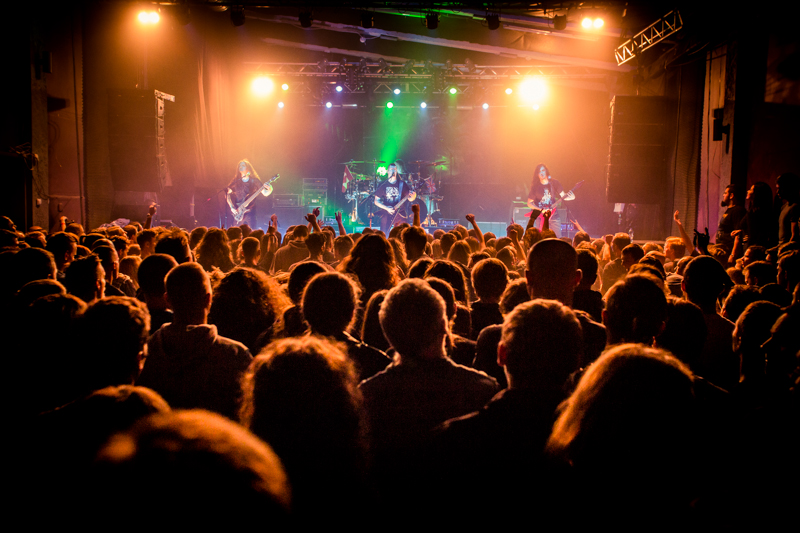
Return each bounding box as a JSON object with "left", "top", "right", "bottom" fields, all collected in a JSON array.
[
  {"left": 245, "top": 61, "right": 607, "bottom": 96},
  {"left": 614, "top": 10, "right": 683, "bottom": 66}
]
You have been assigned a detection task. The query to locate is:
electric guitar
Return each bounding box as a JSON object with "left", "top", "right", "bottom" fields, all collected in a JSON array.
[
  {"left": 525, "top": 180, "right": 584, "bottom": 217},
  {"left": 385, "top": 191, "right": 416, "bottom": 227},
  {"left": 231, "top": 174, "right": 279, "bottom": 224}
]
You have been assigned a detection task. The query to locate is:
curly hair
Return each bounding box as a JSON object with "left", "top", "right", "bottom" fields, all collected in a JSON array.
[
  {"left": 208, "top": 268, "right": 290, "bottom": 352},
  {"left": 339, "top": 233, "right": 399, "bottom": 302}
]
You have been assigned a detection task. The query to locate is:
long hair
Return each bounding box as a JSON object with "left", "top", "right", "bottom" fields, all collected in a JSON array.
[
  {"left": 533, "top": 163, "right": 551, "bottom": 181},
  {"left": 339, "top": 233, "right": 399, "bottom": 302},
  {"left": 195, "top": 228, "right": 234, "bottom": 273},
  {"left": 232, "top": 159, "right": 261, "bottom": 185},
  {"left": 749, "top": 181, "right": 773, "bottom": 212}
]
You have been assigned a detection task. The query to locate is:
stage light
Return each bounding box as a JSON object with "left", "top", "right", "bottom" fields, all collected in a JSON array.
[
  {"left": 486, "top": 14, "right": 500, "bottom": 30},
  {"left": 299, "top": 11, "right": 313, "bottom": 28},
  {"left": 393, "top": 88, "right": 401, "bottom": 95},
  {"left": 325, "top": 102, "right": 332, "bottom": 108},
  {"left": 482, "top": 103, "right": 489, "bottom": 109},
  {"left": 278, "top": 102, "right": 284, "bottom": 108},
  {"left": 230, "top": 6, "right": 245, "bottom": 27},
  {"left": 336, "top": 85, "right": 343, "bottom": 92},
  {"left": 519, "top": 77, "right": 547, "bottom": 103},
  {"left": 425, "top": 13, "right": 439, "bottom": 30},
  {"left": 593, "top": 18, "right": 604, "bottom": 28},
  {"left": 377, "top": 166, "right": 387, "bottom": 176},
  {"left": 420, "top": 102, "right": 427, "bottom": 108},
  {"left": 281, "top": 83, "right": 289, "bottom": 91},
  {"left": 138, "top": 11, "right": 159, "bottom": 24},
  {"left": 251, "top": 77, "right": 274, "bottom": 96},
  {"left": 449, "top": 87, "right": 458, "bottom": 95},
  {"left": 582, "top": 17, "right": 593, "bottom": 29},
  {"left": 386, "top": 102, "right": 394, "bottom": 109},
  {"left": 505, "top": 88, "right": 513, "bottom": 95},
  {"left": 533, "top": 104, "right": 540, "bottom": 110}
]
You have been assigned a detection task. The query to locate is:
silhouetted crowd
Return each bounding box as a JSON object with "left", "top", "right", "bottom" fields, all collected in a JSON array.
[{"left": 4, "top": 196, "right": 798, "bottom": 528}]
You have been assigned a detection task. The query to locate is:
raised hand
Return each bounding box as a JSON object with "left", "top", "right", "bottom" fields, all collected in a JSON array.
[
  {"left": 313, "top": 207, "right": 321, "bottom": 218},
  {"left": 508, "top": 228, "right": 518, "bottom": 241},
  {"left": 465, "top": 213, "right": 475, "bottom": 224},
  {"left": 542, "top": 209, "right": 552, "bottom": 221},
  {"left": 305, "top": 212, "right": 317, "bottom": 224},
  {"left": 411, "top": 204, "right": 420, "bottom": 214},
  {"left": 673, "top": 210, "right": 681, "bottom": 224},
  {"left": 335, "top": 211, "right": 342, "bottom": 222},
  {"left": 694, "top": 227, "right": 710, "bottom": 249},
  {"left": 271, "top": 213, "right": 278, "bottom": 225}
]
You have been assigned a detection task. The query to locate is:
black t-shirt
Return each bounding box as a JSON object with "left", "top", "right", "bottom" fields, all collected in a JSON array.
[
  {"left": 375, "top": 178, "right": 406, "bottom": 208},
  {"left": 528, "top": 178, "right": 564, "bottom": 209},
  {"left": 228, "top": 177, "right": 262, "bottom": 207},
  {"left": 716, "top": 205, "right": 747, "bottom": 248}
]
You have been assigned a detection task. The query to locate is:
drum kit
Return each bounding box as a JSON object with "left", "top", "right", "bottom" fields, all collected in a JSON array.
[{"left": 342, "top": 159, "right": 446, "bottom": 227}]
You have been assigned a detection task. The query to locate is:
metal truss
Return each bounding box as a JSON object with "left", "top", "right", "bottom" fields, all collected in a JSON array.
[
  {"left": 614, "top": 10, "right": 683, "bottom": 66},
  {"left": 245, "top": 61, "right": 607, "bottom": 96}
]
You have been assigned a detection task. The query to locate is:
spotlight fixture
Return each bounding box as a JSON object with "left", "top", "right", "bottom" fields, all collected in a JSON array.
[
  {"left": 336, "top": 85, "right": 343, "bottom": 92},
  {"left": 282, "top": 83, "right": 289, "bottom": 91},
  {"left": 299, "top": 11, "right": 313, "bottom": 28},
  {"left": 533, "top": 104, "right": 540, "bottom": 110},
  {"left": 486, "top": 14, "right": 500, "bottom": 30},
  {"left": 581, "top": 17, "right": 593, "bottom": 29},
  {"left": 393, "top": 88, "right": 401, "bottom": 95},
  {"left": 360, "top": 12, "right": 373, "bottom": 29},
  {"left": 230, "top": 6, "right": 245, "bottom": 27},
  {"left": 482, "top": 103, "right": 489, "bottom": 109},
  {"left": 425, "top": 13, "right": 439, "bottom": 30},
  {"left": 505, "top": 88, "right": 513, "bottom": 95},
  {"left": 251, "top": 77, "right": 274, "bottom": 96},
  {"left": 325, "top": 102, "right": 332, "bottom": 108},
  {"left": 593, "top": 18, "right": 604, "bottom": 28},
  {"left": 449, "top": 87, "right": 458, "bottom": 95},
  {"left": 278, "top": 102, "right": 284, "bottom": 108},
  {"left": 138, "top": 11, "right": 160, "bottom": 24},
  {"left": 386, "top": 102, "right": 394, "bottom": 108},
  {"left": 420, "top": 102, "right": 427, "bottom": 108},
  {"left": 553, "top": 15, "right": 567, "bottom": 30}
]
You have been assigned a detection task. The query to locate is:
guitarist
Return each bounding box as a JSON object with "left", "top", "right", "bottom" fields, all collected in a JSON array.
[
  {"left": 374, "top": 162, "right": 416, "bottom": 233},
  {"left": 226, "top": 159, "right": 273, "bottom": 227},
  {"left": 527, "top": 163, "right": 574, "bottom": 238}
]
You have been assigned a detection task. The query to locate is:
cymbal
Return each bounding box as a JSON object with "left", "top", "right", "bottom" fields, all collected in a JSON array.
[
  {"left": 341, "top": 160, "right": 385, "bottom": 164},
  {"left": 433, "top": 160, "right": 447, "bottom": 165},
  {"left": 412, "top": 160, "right": 435, "bottom": 165}
]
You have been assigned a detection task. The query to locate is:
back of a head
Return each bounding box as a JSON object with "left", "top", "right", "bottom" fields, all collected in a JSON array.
[
  {"left": 424, "top": 260, "right": 467, "bottom": 304},
  {"left": 501, "top": 299, "right": 582, "bottom": 388},
  {"left": 604, "top": 274, "right": 667, "bottom": 345},
  {"left": 13, "top": 247, "right": 56, "bottom": 288},
  {"left": 744, "top": 260, "right": 777, "bottom": 287},
  {"left": 379, "top": 278, "right": 447, "bottom": 358},
  {"left": 612, "top": 233, "right": 631, "bottom": 252},
  {"left": 576, "top": 249, "right": 599, "bottom": 287},
  {"left": 655, "top": 297, "right": 707, "bottom": 370},
  {"left": 226, "top": 226, "right": 242, "bottom": 241},
  {"left": 240, "top": 237, "right": 260, "bottom": 262},
  {"left": 734, "top": 301, "right": 782, "bottom": 371},
  {"left": 526, "top": 238, "right": 578, "bottom": 300},
  {"left": 240, "top": 337, "right": 361, "bottom": 461},
  {"left": 547, "top": 344, "right": 696, "bottom": 500},
  {"left": 137, "top": 253, "right": 178, "bottom": 297},
  {"left": 333, "top": 235, "right": 354, "bottom": 259},
  {"left": 79, "top": 297, "right": 150, "bottom": 391},
  {"left": 683, "top": 256, "right": 732, "bottom": 308},
  {"left": 471, "top": 258, "right": 508, "bottom": 301},
  {"left": 305, "top": 232, "right": 325, "bottom": 256},
  {"left": 155, "top": 229, "right": 192, "bottom": 264},
  {"left": 302, "top": 272, "right": 360, "bottom": 336},
  {"left": 293, "top": 224, "right": 309, "bottom": 239},
  {"left": 425, "top": 277, "right": 457, "bottom": 321},
  {"left": 92, "top": 410, "right": 291, "bottom": 523},
  {"left": 64, "top": 255, "right": 103, "bottom": 302},
  {"left": 288, "top": 261, "right": 328, "bottom": 303},
  {"left": 408, "top": 256, "right": 434, "bottom": 278},
  {"left": 402, "top": 225, "right": 427, "bottom": 253},
  {"left": 499, "top": 278, "right": 531, "bottom": 314},
  {"left": 46, "top": 231, "right": 77, "bottom": 258},
  {"left": 447, "top": 240, "right": 470, "bottom": 266},
  {"left": 166, "top": 262, "right": 210, "bottom": 315}
]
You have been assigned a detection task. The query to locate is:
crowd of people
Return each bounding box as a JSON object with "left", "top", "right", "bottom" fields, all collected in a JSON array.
[{"left": 4, "top": 176, "right": 799, "bottom": 526}]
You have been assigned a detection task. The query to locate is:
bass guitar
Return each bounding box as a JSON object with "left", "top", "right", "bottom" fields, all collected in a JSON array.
[
  {"left": 525, "top": 180, "right": 584, "bottom": 217},
  {"left": 232, "top": 174, "right": 279, "bottom": 224}
]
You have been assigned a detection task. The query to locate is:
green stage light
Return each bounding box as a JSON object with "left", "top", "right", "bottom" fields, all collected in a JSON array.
[
  {"left": 386, "top": 102, "right": 394, "bottom": 108},
  {"left": 377, "top": 166, "right": 387, "bottom": 176},
  {"left": 449, "top": 87, "right": 457, "bottom": 95}
]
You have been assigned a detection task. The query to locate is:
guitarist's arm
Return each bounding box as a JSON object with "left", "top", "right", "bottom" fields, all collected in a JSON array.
[
  {"left": 261, "top": 182, "right": 274, "bottom": 197},
  {"left": 226, "top": 188, "right": 237, "bottom": 216}
]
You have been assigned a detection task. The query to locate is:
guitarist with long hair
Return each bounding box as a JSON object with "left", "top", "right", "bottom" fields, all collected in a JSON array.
[
  {"left": 527, "top": 163, "right": 574, "bottom": 238},
  {"left": 374, "top": 161, "right": 416, "bottom": 233},
  {"left": 226, "top": 159, "right": 274, "bottom": 228}
]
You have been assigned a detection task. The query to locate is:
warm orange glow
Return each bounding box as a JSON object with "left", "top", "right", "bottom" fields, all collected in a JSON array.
[
  {"left": 252, "top": 77, "right": 274, "bottom": 96},
  {"left": 519, "top": 77, "right": 547, "bottom": 104},
  {"left": 593, "top": 18, "right": 604, "bottom": 29},
  {"left": 581, "top": 17, "right": 593, "bottom": 29},
  {"left": 138, "top": 11, "right": 160, "bottom": 24}
]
